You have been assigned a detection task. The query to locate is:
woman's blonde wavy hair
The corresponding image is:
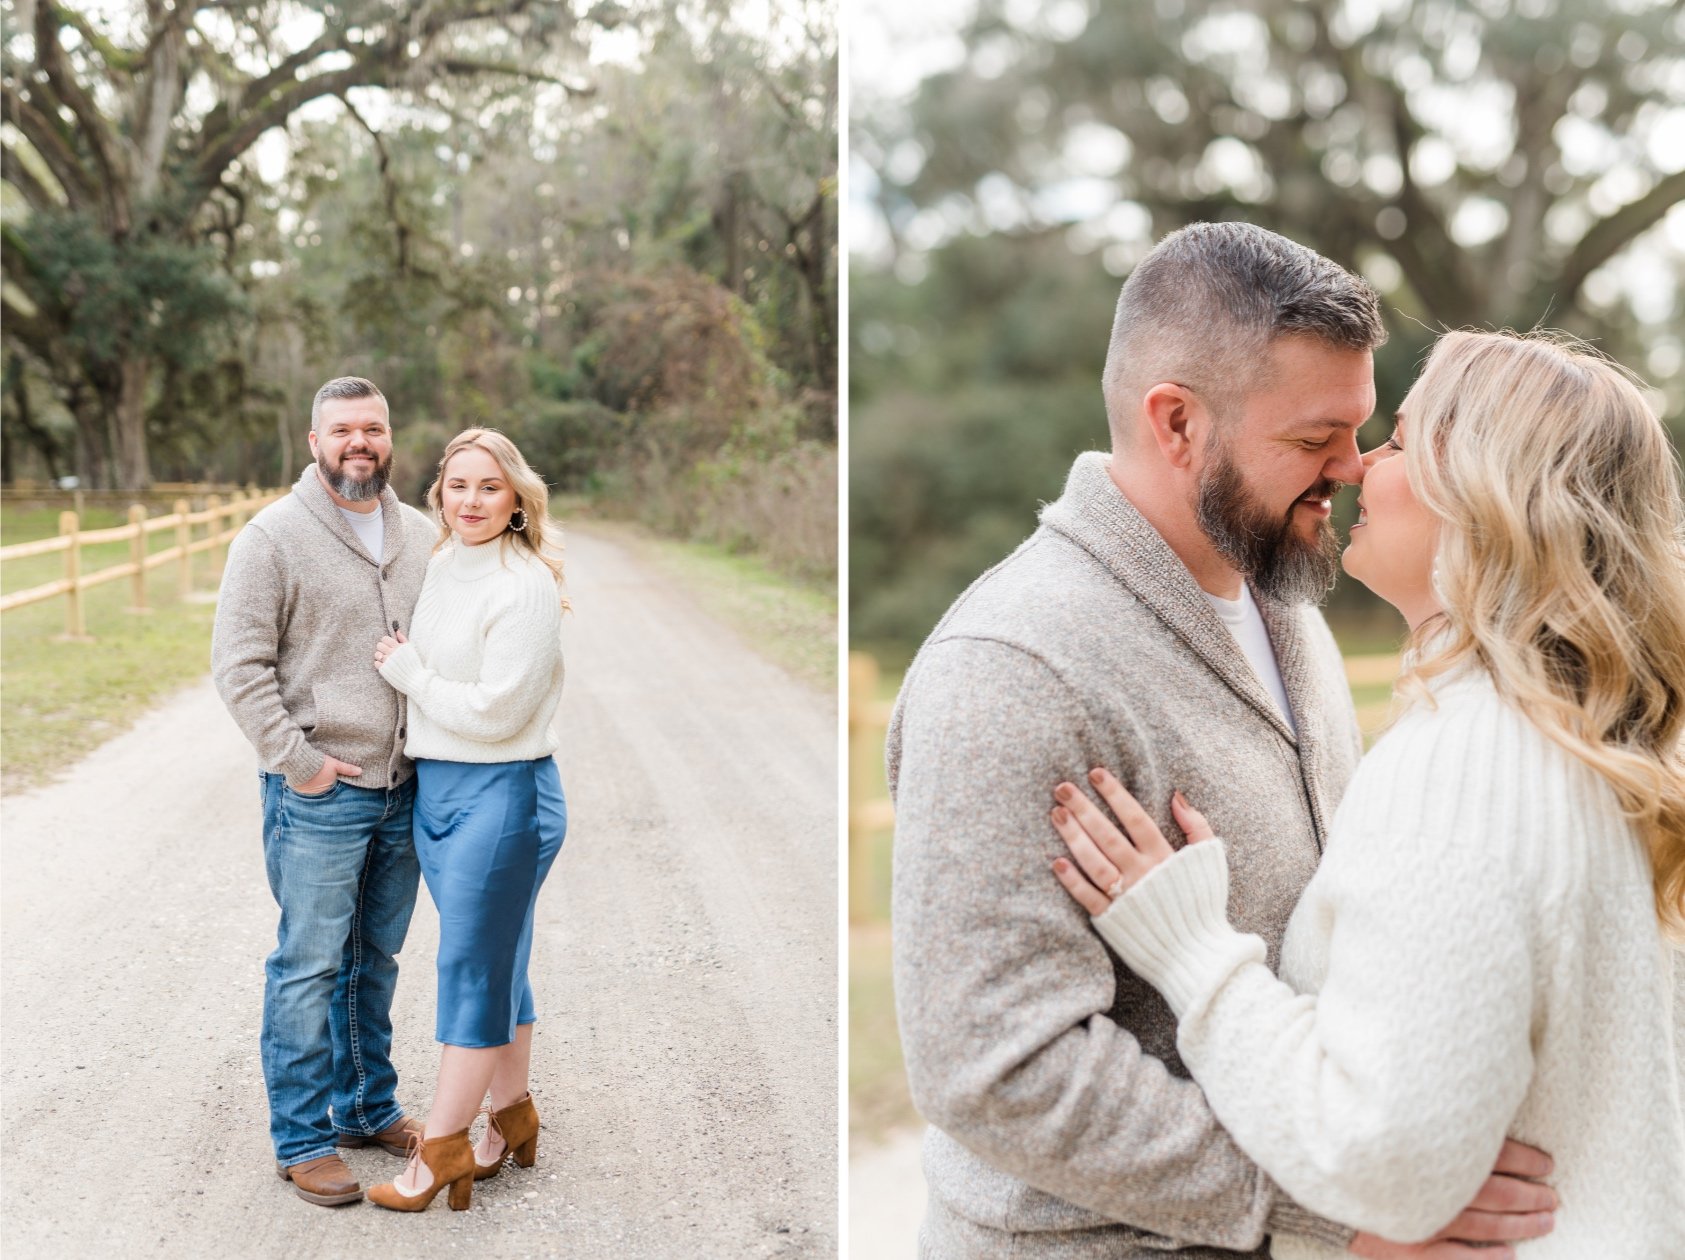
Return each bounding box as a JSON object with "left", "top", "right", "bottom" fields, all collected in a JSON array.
[
  {"left": 1393, "top": 329, "right": 1685, "bottom": 936},
  {"left": 425, "top": 428, "right": 568, "bottom": 598}
]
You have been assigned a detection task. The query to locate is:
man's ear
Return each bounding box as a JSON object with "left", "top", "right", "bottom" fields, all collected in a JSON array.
[
  {"left": 1141, "top": 383, "right": 1206, "bottom": 469},
  {"left": 306, "top": 428, "right": 319, "bottom": 458}
]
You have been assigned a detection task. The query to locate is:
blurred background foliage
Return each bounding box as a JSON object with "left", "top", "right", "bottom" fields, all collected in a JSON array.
[
  {"left": 3, "top": 0, "right": 836, "bottom": 581},
  {"left": 851, "top": 0, "right": 1685, "bottom": 662}
]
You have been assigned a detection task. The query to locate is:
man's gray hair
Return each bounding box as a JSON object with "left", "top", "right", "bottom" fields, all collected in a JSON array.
[
  {"left": 1102, "top": 222, "right": 1385, "bottom": 439},
  {"left": 311, "top": 376, "right": 388, "bottom": 430}
]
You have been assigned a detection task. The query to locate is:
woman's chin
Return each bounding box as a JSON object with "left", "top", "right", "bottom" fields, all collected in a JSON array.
[
  {"left": 1340, "top": 540, "right": 1375, "bottom": 590},
  {"left": 1341, "top": 545, "right": 1410, "bottom": 620}
]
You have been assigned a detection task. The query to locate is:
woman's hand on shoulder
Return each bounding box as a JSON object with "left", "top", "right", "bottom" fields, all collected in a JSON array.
[{"left": 1049, "top": 768, "right": 1215, "bottom": 915}]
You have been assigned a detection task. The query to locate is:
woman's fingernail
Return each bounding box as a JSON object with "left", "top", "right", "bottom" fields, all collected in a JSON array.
[
  {"left": 1052, "top": 806, "right": 1068, "bottom": 825},
  {"left": 1055, "top": 783, "right": 1073, "bottom": 801},
  {"left": 1088, "top": 768, "right": 1105, "bottom": 784}
]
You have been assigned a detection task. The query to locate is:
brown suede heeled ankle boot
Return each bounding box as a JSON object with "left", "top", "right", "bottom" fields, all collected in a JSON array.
[
  {"left": 474, "top": 1093, "right": 540, "bottom": 1180},
  {"left": 367, "top": 1129, "right": 476, "bottom": 1212}
]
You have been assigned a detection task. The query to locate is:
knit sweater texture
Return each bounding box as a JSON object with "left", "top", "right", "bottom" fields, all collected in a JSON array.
[
  {"left": 1094, "top": 669, "right": 1685, "bottom": 1258},
  {"left": 377, "top": 536, "right": 564, "bottom": 762},
  {"left": 212, "top": 464, "right": 434, "bottom": 789},
  {"left": 888, "top": 452, "right": 1363, "bottom": 1259}
]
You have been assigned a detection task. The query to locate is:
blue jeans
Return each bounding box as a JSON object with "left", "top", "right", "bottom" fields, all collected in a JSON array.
[{"left": 259, "top": 773, "right": 420, "bottom": 1167}]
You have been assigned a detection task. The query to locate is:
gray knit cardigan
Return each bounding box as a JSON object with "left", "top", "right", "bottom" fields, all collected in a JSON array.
[
  {"left": 888, "top": 452, "right": 1363, "bottom": 1259},
  {"left": 212, "top": 464, "right": 436, "bottom": 790}
]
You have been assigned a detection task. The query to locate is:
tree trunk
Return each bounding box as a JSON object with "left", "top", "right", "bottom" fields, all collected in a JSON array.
[
  {"left": 67, "top": 386, "right": 111, "bottom": 489},
  {"left": 805, "top": 197, "right": 836, "bottom": 397},
  {"left": 722, "top": 174, "right": 742, "bottom": 298},
  {"left": 112, "top": 354, "right": 152, "bottom": 489},
  {"left": 4, "top": 358, "right": 64, "bottom": 484}
]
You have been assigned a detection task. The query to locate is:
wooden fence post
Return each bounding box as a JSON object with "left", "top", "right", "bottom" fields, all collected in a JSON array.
[
  {"left": 59, "top": 510, "right": 86, "bottom": 639},
  {"left": 175, "top": 498, "right": 192, "bottom": 598},
  {"left": 127, "top": 503, "right": 149, "bottom": 613},
  {"left": 849, "top": 652, "right": 881, "bottom": 923},
  {"left": 206, "top": 494, "right": 224, "bottom": 583}
]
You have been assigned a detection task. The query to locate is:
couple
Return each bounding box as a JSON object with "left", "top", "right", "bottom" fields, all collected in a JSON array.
[
  {"left": 211, "top": 377, "right": 568, "bottom": 1213},
  {"left": 890, "top": 223, "right": 1685, "bottom": 1257}
]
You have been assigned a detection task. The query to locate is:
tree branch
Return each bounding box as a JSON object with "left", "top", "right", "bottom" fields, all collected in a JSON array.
[
  {"left": 0, "top": 285, "right": 61, "bottom": 362},
  {"left": 1, "top": 83, "right": 95, "bottom": 210},
  {"left": 189, "top": 0, "right": 560, "bottom": 208},
  {"left": 53, "top": 3, "right": 146, "bottom": 74},
  {"left": 1554, "top": 169, "right": 1685, "bottom": 309},
  {"left": 1306, "top": 3, "right": 1477, "bottom": 322},
  {"left": 336, "top": 90, "right": 416, "bottom": 275},
  {"left": 435, "top": 57, "right": 594, "bottom": 92},
  {"left": 36, "top": 1, "right": 127, "bottom": 229},
  {"left": 191, "top": 58, "right": 395, "bottom": 202},
  {"left": 1, "top": 140, "right": 65, "bottom": 212},
  {"left": 229, "top": 23, "right": 354, "bottom": 116}
]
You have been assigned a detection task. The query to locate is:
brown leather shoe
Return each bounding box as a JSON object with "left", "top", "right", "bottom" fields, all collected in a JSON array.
[
  {"left": 337, "top": 1115, "right": 424, "bottom": 1157},
  {"left": 474, "top": 1093, "right": 540, "bottom": 1180},
  {"left": 275, "top": 1153, "right": 363, "bottom": 1206},
  {"left": 366, "top": 1129, "right": 476, "bottom": 1212}
]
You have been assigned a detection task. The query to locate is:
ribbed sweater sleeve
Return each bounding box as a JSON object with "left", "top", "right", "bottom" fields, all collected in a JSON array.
[
  {"left": 1092, "top": 731, "right": 1538, "bottom": 1242},
  {"left": 379, "top": 560, "right": 561, "bottom": 745},
  {"left": 210, "top": 524, "right": 324, "bottom": 786}
]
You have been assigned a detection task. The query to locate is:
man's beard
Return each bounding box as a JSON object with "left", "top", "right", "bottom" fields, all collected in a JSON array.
[
  {"left": 1195, "top": 435, "right": 1342, "bottom": 605},
  {"left": 318, "top": 446, "right": 392, "bottom": 502}
]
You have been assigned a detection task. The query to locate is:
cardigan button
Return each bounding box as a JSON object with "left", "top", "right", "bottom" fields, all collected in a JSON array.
[{"left": 398, "top": 727, "right": 406, "bottom": 739}]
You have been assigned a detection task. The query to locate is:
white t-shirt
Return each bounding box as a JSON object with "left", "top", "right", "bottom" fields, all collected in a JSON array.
[
  {"left": 337, "top": 504, "right": 384, "bottom": 564},
  {"left": 1204, "top": 584, "right": 1296, "bottom": 734}
]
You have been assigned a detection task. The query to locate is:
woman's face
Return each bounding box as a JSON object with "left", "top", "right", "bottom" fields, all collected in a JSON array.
[
  {"left": 439, "top": 445, "right": 518, "bottom": 546},
  {"left": 1342, "top": 407, "right": 1443, "bottom": 629}
]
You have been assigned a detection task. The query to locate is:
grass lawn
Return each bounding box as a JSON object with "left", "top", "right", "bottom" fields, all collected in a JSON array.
[
  {"left": 582, "top": 518, "right": 838, "bottom": 698},
  {"left": 1, "top": 503, "right": 227, "bottom": 794}
]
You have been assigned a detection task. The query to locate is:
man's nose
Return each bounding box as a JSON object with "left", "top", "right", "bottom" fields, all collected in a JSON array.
[{"left": 1327, "top": 433, "right": 1366, "bottom": 485}]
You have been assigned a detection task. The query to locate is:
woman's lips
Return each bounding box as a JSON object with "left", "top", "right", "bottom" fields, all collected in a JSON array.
[{"left": 1351, "top": 499, "right": 1367, "bottom": 530}]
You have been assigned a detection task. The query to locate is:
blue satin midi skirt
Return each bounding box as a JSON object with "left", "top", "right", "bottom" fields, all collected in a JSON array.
[{"left": 412, "top": 757, "right": 567, "bottom": 1048}]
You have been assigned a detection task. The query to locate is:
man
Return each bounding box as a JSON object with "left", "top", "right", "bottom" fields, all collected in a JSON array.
[
  {"left": 213, "top": 376, "right": 437, "bottom": 1206},
  {"left": 888, "top": 224, "right": 1555, "bottom": 1258}
]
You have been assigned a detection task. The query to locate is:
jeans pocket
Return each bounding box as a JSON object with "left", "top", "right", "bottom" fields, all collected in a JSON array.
[{"left": 284, "top": 779, "right": 343, "bottom": 801}]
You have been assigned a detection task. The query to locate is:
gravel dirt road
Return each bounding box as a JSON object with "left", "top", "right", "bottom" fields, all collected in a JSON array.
[{"left": 1, "top": 525, "right": 838, "bottom": 1258}]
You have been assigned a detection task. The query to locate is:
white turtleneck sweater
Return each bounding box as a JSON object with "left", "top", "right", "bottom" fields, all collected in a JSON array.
[
  {"left": 377, "top": 537, "right": 564, "bottom": 763},
  {"left": 1093, "top": 670, "right": 1685, "bottom": 1258}
]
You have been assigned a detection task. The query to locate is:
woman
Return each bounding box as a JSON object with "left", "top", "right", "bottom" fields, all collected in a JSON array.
[
  {"left": 1048, "top": 331, "right": 1685, "bottom": 1256},
  {"left": 364, "top": 428, "right": 569, "bottom": 1212}
]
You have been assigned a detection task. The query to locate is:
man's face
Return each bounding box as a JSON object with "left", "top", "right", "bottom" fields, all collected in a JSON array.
[
  {"left": 1193, "top": 336, "right": 1374, "bottom": 604},
  {"left": 309, "top": 397, "right": 393, "bottom": 503}
]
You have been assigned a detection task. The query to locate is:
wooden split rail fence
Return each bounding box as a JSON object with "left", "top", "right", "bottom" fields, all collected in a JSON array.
[
  {"left": 0, "top": 489, "right": 285, "bottom": 639},
  {"left": 847, "top": 649, "right": 1402, "bottom": 923}
]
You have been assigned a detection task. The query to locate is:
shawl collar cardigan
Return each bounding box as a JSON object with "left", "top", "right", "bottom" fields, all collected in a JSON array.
[
  {"left": 887, "top": 452, "right": 1362, "bottom": 1259},
  {"left": 212, "top": 463, "right": 435, "bottom": 789}
]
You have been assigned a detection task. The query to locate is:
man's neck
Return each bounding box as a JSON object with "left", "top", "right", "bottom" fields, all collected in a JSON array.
[
  {"left": 315, "top": 465, "right": 380, "bottom": 513},
  {"left": 1106, "top": 452, "right": 1244, "bottom": 600}
]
